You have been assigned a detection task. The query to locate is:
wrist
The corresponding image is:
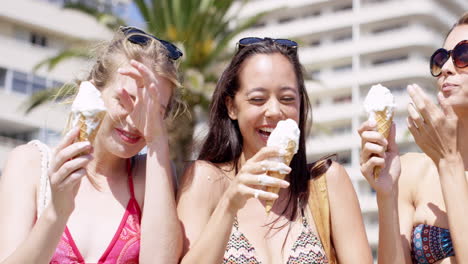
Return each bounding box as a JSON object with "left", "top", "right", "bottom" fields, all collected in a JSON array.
[
  {"left": 376, "top": 191, "right": 398, "bottom": 207},
  {"left": 146, "top": 137, "right": 170, "bottom": 153},
  {"left": 222, "top": 190, "right": 240, "bottom": 216},
  {"left": 437, "top": 152, "right": 463, "bottom": 167},
  {"left": 43, "top": 205, "right": 70, "bottom": 224}
]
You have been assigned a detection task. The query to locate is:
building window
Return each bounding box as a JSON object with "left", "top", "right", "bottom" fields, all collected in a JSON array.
[
  {"left": 336, "top": 153, "right": 351, "bottom": 165},
  {"left": 372, "top": 23, "right": 405, "bottom": 35},
  {"left": 0, "top": 68, "right": 6, "bottom": 89},
  {"left": 332, "top": 95, "right": 352, "bottom": 103},
  {"left": 333, "top": 63, "right": 352, "bottom": 72},
  {"left": 30, "top": 33, "right": 48, "bottom": 47},
  {"left": 32, "top": 75, "right": 47, "bottom": 93},
  {"left": 12, "top": 71, "right": 28, "bottom": 94},
  {"left": 372, "top": 55, "right": 408, "bottom": 66},
  {"left": 304, "top": 10, "right": 321, "bottom": 18},
  {"left": 309, "top": 40, "right": 321, "bottom": 46},
  {"left": 333, "top": 3, "right": 353, "bottom": 12},
  {"left": 278, "top": 16, "right": 294, "bottom": 24},
  {"left": 52, "top": 81, "right": 64, "bottom": 89},
  {"left": 309, "top": 70, "right": 321, "bottom": 79},
  {"left": 333, "top": 32, "right": 352, "bottom": 43},
  {"left": 252, "top": 21, "right": 266, "bottom": 28}
]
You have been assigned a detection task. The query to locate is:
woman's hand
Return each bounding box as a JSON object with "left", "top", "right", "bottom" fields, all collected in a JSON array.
[
  {"left": 406, "top": 84, "right": 459, "bottom": 164},
  {"left": 48, "top": 127, "right": 93, "bottom": 215},
  {"left": 224, "top": 147, "right": 291, "bottom": 213},
  {"left": 117, "top": 59, "right": 169, "bottom": 144},
  {"left": 358, "top": 121, "right": 401, "bottom": 197}
]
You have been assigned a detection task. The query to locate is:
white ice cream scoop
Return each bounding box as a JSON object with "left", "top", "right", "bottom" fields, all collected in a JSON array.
[
  {"left": 71, "top": 81, "right": 106, "bottom": 137},
  {"left": 267, "top": 118, "right": 300, "bottom": 154},
  {"left": 363, "top": 84, "right": 395, "bottom": 122}
]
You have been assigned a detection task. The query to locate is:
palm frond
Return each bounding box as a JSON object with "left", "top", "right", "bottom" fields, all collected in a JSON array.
[
  {"left": 23, "top": 83, "right": 77, "bottom": 114},
  {"left": 33, "top": 48, "right": 91, "bottom": 72}
]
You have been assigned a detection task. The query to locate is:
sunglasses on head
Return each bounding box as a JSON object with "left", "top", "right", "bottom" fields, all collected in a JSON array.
[
  {"left": 237, "top": 37, "right": 298, "bottom": 50},
  {"left": 430, "top": 39, "right": 468, "bottom": 77},
  {"left": 120, "top": 26, "right": 183, "bottom": 60}
]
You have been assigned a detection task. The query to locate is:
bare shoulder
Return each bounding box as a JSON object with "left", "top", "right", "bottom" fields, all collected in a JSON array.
[
  {"left": 179, "top": 160, "right": 227, "bottom": 192},
  {"left": 177, "top": 160, "right": 229, "bottom": 208},
  {"left": 322, "top": 161, "right": 352, "bottom": 191},
  {"left": 400, "top": 152, "right": 433, "bottom": 171},
  {"left": 0, "top": 144, "right": 42, "bottom": 258},
  {"left": 2, "top": 144, "right": 42, "bottom": 184},
  {"left": 400, "top": 152, "right": 434, "bottom": 186}
]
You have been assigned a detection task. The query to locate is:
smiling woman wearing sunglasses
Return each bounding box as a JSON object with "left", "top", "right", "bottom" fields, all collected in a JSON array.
[
  {"left": 358, "top": 12, "right": 468, "bottom": 264},
  {"left": 0, "top": 27, "right": 183, "bottom": 263},
  {"left": 177, "top": 37, "right": 372, "bottom": 264}
]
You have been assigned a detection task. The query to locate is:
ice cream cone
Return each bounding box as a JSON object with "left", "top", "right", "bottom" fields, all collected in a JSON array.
[
  {"left": 265, "top": 140, "right": 296, "bottom": 214},
  {"left": 77, "top": 112, "right": 105, "bottom": 143},
  {"left": 373, "top": 109, "right": 393, "bottom": 180},
  {"left": 78, "top": 114, "right": 88, "bottom": 142}
]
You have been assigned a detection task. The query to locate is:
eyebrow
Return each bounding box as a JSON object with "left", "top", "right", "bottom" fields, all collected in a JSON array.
[{"left": 245, "top": 86, "right": 298, "bottom": 95}]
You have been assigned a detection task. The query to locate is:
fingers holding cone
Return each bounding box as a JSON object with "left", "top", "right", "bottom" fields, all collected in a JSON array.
[
  {"left": 264, "top": 140, "right": 296, "bottom": 214},
  {"left": 373, "top": 109, "right": 393, "bottom": 180}
]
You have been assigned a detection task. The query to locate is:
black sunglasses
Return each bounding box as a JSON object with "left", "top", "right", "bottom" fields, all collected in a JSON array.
[
  {"left": 430, "top": 40, "right": 468, "bottom": 77},
  {"left": 120, "top": 26, "right": 183, "bottom": 60},
  {"left": 237, "top": 37, "right": 298, "bottom": 50}
]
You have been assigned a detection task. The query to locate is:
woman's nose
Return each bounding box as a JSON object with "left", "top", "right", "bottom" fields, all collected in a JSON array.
[
  {"left": 440, "top": 55, "right": 456, "bottom": 77},
  {"left": 264, "top": 98, "right": 282, "bottom": 118}
]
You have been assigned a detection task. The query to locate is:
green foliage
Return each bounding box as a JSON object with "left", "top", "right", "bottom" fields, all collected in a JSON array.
[
  {"left": 23, "top": 83, "right": 77, "bottom": 113},
  {"left": 27, "top": 0, "right": 266, "bottom": 171}
]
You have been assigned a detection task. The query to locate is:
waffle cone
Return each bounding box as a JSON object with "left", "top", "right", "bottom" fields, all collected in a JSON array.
[
  {"left": 78, "top": 114, "right": 88, "bottom": 142},
  {"left": 77, "top": 112, "right": 105, "bottom": 143},
  {"left": 373, "top": 109, "right": 393, "bottom": 180},
  {"left": 265, "top": 141, "right": 296, "bottom": 214}
]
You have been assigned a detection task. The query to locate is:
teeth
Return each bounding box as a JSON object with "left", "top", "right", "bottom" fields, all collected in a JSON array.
[
  {"left": 122, "top": 131, "right": 138, "bottom": 139},
  {"left": 259, "top": 127, "right": 274, "bottom": 133}
]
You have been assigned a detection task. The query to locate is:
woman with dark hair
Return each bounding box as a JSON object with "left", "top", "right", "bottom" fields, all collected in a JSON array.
[
  {"left": 178, "top": 38, "right": 372, "bottom": 263},
  {"left": 359, "top": 12, "right": 468, "bottom": 263}
]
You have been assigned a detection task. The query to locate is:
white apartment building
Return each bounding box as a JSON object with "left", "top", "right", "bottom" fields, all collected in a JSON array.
[
  {"left": 236, "top": 0, "right": 468, "bottom": 259},
  {"left": 0, "top": 0, "right": 112, "bottom": 172}
]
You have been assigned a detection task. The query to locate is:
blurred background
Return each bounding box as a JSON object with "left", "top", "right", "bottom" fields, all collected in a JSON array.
[{"left": 0, "top": 0, "right": 467, "bottom": 261}]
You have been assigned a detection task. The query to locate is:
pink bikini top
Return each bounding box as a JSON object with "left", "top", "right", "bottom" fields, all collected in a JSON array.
[{"left": 50, "top": 160, "right": 141, "bottom": 264}]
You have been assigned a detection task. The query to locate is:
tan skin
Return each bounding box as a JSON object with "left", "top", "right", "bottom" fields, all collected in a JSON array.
[
  {"left": 0, "top": 58, "right": 181, "bottom": 263},
  {"left": 178, "top": 53, "right": 372, "bottom": 263},
  {"left": 359, "top": 25, "right": 468, "bottom": 264}
]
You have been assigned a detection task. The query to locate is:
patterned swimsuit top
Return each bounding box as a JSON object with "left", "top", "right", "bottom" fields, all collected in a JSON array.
[
  {"left": 411, "top": 224, "right": 454, "bottom": 264},
  {"left": 224, "top": 212, "right": 328, "bottom": 264},
  {"left": 49, "top": 159, "right": 142, "bottom": 264}
]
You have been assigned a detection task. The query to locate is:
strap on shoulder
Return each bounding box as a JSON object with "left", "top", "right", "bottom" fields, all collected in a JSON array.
[
  {"left": 308, "top": 167, "right": 337, "bottom": 263},
  {"left": 28, "top": 140, "right": 52, "bottom": 217}
]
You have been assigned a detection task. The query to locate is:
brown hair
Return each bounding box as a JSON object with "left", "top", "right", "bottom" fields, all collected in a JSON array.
[
  {"left": 446, "top": 12, "right": 468, "bottom": 39},
  {"left": 198, "top": 39, "right": 333, "bottom": 223}
]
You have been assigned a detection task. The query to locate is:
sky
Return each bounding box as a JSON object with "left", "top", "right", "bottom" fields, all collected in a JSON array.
[{"left": 122, "top": 2, "right": 145, "bottom": 28}]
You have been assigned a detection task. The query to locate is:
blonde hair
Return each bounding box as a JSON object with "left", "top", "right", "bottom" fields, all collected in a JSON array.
[
  {"left": 61, "top": 29, "right": 183, "bottom": 134},
  {"left": 89, "top": 29, "right": 181, "bottom": 110}
]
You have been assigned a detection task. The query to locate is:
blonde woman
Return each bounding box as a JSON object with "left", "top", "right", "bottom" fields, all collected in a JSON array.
[{"left": 0, "top": 27, "right": 183, "bottom": 263}]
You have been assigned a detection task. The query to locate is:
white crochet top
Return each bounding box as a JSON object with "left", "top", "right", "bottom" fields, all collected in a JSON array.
[{"left": 28, "top": 140, "right": 52, "bottom": 217}]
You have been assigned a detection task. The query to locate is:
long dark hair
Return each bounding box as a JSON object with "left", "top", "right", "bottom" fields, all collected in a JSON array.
[{"left": 198, "top": 39, "right": 332, "bottom": 222}]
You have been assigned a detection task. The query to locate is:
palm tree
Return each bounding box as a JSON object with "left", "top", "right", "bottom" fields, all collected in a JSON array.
[{"left": 27, "top": 0, "right": 266, "bottom": 173}]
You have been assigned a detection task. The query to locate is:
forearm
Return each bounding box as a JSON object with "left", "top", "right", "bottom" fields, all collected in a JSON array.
[
  {"left": 180, "top": 195, "right": 235, "bottom": 264},
  {"left": 376, "top": 194, "right": 408, "bottom": 264},
  {"left": 1, "top": 206, "right": 67, "bottom": 264},
  {"left": 140, "top": 141, "right": 182, "bottom": 264},
  {"left": 437, "top": 154, "right": 468, "bottom": 262}
]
